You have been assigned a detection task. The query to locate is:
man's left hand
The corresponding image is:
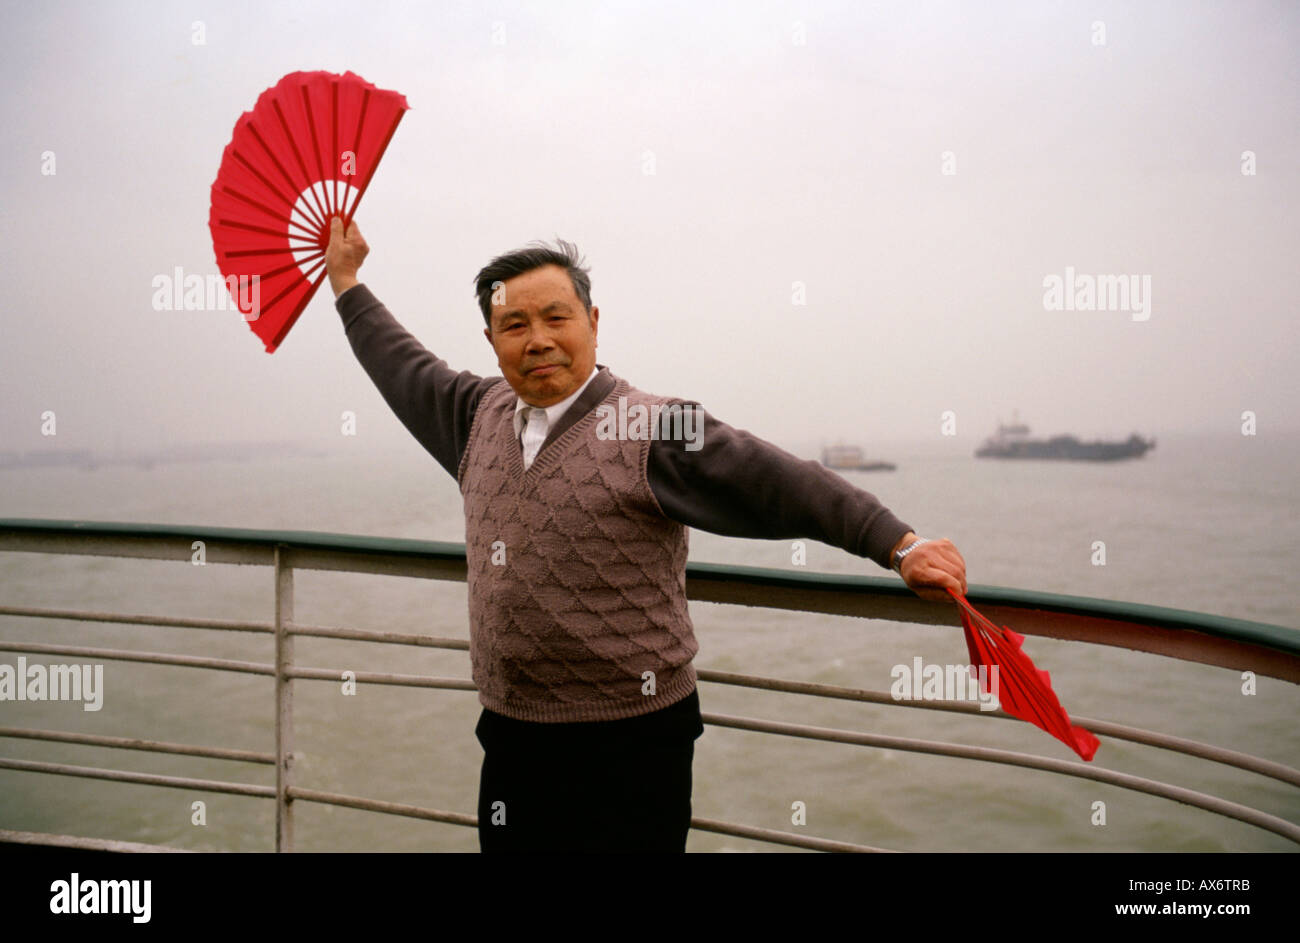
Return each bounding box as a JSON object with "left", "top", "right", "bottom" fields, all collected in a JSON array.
[{"left": 893, "top": 534, "right": 967, "bottom": 602}]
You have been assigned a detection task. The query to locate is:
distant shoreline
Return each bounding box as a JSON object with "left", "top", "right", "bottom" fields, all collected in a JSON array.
[{"left": 0, "top": 441, "right": 331, "bottom": 471}]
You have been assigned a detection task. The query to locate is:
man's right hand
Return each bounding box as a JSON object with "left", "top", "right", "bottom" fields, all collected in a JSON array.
[{"left": 326, "top": 216, "right": 369, "bottom": 298}]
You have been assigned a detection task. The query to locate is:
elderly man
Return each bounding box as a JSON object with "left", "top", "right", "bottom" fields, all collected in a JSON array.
[{"left": 325, "top": 218, "right": 966, "bottom": 852}]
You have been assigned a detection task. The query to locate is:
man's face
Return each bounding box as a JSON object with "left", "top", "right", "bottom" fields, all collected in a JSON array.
[{"left": 483, "top": 264, "right": 599, "bottom": 407}]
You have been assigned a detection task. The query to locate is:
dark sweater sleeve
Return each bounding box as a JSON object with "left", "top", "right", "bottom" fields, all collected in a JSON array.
[
  {"left": 647, "top": 403, "right": 913, "bottom": 570},
  {"left": 335, "top": 283, "right": 498, "bottom": 479}
]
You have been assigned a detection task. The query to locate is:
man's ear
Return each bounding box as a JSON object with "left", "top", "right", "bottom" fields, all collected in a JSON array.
[
  {"left": 589, "top": 305, "right": 599, "bottom": 345},
  {"left": 483, "top": 326, "right": 493, "bottom": 347}
]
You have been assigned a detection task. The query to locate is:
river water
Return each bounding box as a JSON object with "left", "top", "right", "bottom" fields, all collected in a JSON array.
[{"left": 1, "top": 431, "right": 1297, "bottom": 852}]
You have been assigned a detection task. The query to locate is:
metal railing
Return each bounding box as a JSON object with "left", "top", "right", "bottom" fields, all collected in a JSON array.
[{"left": 2, "top": 518, "right": 1298, "bottom": 852}]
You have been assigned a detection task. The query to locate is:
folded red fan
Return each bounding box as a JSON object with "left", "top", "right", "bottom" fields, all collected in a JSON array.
[
  {"left": 947, "top": 587, "right": 1100, "bottom": 761},
  {"left": 209, "top": 70, "right": 409, "bottom": 352}
]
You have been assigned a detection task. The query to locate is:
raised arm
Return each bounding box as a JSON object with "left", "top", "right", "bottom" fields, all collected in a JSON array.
[{"left": 326, "top": 217, "right": 499, "bottom": 478}]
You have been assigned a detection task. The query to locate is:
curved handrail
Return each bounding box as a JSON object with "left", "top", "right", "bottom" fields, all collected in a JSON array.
[
  {"left": 3, "top": 623, "right": 1297, "bottom": 787},
  {"left": 2, "top": 517, "right": 1296, "bottom": 662},
  {"left": 1, "top": 517, "right": 1297, "bottom": 851}
]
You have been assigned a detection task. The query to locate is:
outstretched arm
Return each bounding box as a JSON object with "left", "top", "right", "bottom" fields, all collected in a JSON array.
[{"left": 647, "top": 406, "right": 967, "bottom": 602}]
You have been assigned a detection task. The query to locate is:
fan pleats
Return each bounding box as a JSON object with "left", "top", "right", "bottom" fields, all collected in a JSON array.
[{"left": 210, "top": 71, "right": 409, "bottom": 352}]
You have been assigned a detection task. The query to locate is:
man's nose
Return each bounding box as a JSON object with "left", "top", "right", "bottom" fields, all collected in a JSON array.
[{"left": 524, "top": 323, "right": 555, "bottom": 352}]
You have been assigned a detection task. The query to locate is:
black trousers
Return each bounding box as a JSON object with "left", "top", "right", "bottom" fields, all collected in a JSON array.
[{"left": 475, "top": 689, "right": 703, "bottom": 853}]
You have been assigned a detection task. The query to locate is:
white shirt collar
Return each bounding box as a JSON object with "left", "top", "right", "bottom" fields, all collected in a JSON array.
[{"left": 512, "top": 365, "right": 599, "bottom": 437}]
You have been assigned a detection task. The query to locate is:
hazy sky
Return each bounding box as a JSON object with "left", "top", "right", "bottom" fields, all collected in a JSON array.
[{"left": 3, "top": 0, "right": 1297, "bottom": 459}]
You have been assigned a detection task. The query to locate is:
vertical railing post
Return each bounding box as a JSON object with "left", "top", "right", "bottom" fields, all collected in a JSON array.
[{"left": 274, "top": 544, "right": 294, "bottom": 852}]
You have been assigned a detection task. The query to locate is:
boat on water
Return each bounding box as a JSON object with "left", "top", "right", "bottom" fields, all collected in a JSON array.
[
  {"left": 975, "top": 418, "right": 1155, "bottom": 462},
  {"left": 821, "top": 444, "right": 895, "bottom": 472}
]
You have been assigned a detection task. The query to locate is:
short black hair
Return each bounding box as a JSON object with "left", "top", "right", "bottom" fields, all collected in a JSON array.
[{"left": 474, "top": 238, "right": 592, "bottom": 328}]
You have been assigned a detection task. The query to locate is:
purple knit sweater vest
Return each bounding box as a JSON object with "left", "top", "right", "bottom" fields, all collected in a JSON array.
[{"left": 457, "top": 374, "right": 699, "bottom": 723}]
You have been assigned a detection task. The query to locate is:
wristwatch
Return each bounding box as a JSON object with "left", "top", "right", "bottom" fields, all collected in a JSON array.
[{"left": 891, "top": 537, "right": 930, "bottom": 573}]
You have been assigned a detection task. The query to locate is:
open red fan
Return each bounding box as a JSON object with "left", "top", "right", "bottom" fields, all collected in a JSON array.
[
  {"left": 948, "top": 587, "right": 1101, "bottom": 761},
  {"left": 209, "top": 70, "right": 409, "bottom": 352}
]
